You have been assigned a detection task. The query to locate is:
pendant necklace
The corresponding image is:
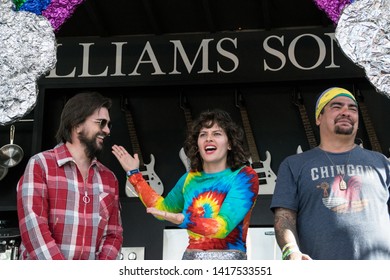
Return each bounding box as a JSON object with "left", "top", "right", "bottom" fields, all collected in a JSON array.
[
  {"left": 323, "top": 150, "right": 352, "bottom": 191},
  {"left": 339, "top": 178, "right": 347, "bottom": 190}
]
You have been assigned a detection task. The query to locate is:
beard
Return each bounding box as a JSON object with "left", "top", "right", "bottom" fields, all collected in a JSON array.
[
  {"left": 334, "top": 116, "right": 356, "bottom": 135},
  {"left": 335, "top": 125, "right": 354, "bottom": 135},
  {"left": 334, "top": 117, "right": 355, "bottom": 135},
  {"left": 78, "top": 130, "right": 104, "bottom": 159}
]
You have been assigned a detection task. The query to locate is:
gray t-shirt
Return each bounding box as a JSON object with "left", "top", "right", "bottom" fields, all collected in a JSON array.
[{"left": 271, "top": 146, "right": 390, "bottom": 259}]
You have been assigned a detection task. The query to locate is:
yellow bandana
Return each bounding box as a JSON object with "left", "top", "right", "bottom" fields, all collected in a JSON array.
[{"left": 315, "top": 87, "right": 357, "bottom": 120}]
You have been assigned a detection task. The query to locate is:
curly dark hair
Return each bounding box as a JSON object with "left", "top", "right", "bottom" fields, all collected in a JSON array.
[{"left": 184, "top": 109, "right": 249, "bottom": 172}]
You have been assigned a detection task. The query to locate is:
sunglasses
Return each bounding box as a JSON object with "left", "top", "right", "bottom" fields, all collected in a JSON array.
[{"left": 93, "top": 119, "right": 112, "bottom": 130}]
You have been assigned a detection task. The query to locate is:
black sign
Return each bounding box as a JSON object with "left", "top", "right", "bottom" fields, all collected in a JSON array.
[{"left": 40, "top": 27, "right": 363, "bottom": 87}]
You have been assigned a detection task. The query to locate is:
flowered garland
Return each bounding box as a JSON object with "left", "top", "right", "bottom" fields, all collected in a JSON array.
[
  {"left": 313, "top": 0, "right": 355, "bottom": 23},
  {"left": 13, "top": 0, "right": 85, "bottom": 32}
]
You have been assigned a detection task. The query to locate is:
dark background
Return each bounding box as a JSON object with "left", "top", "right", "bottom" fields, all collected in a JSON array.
[
  {"left": 55, "top": 0, "right": 334, "bottom": 38},
  {"left": 1, "top": 0, "right": 390, "bottom": 259}
]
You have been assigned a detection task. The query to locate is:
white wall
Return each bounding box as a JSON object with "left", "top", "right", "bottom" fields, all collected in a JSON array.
[{"left": 163, "top": 227, "right": 282, "bottom": 260}]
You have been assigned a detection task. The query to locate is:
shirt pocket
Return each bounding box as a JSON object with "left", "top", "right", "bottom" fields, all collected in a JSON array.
[{"left": 99, "top": 192, "right": 115, "bottom": 227}]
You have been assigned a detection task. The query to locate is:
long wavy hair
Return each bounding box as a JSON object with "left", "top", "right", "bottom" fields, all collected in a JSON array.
[{"left": 184, "top": 109, "right": 249, "bottom": 172}]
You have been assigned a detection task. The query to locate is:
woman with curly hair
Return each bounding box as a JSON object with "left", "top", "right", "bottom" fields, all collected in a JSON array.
[{"left": 112, "top": 109, "right": 259, "bottom": 260}]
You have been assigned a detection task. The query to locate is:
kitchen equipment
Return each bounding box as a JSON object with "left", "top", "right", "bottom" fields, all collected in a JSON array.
[
  {"left": 0, "top": 125, "right": 24, "bottom": 168},
  {"left": 0, "top": 166, "right": 8, "bottom": 180},
  {"left": 0, "top": 227, "right": 21, "bottom": 260},
  {"left": 118, "top": 247, "right": 145, "bottom": 260},
  {"left": 246, "top": 227, "right": 282, "bottom": 260}
]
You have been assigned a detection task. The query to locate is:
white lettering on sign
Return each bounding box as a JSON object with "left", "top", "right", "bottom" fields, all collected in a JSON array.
[
  {"left": 263, "top": 33, "right": 340, "bottom": 72},
  {"left": 46, "top": 31, "right": 344, "bottom": 80}
]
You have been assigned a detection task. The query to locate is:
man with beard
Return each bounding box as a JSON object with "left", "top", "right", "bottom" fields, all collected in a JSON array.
[
  {"left": 271, "top": 87, "right": 390, "bottom": 260},
  {"left": 16, "top": 91, "right": 123, "bottom": 259}
]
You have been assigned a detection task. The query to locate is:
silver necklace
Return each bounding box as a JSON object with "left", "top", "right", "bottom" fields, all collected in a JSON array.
[{"left": 323, "top": 150, "right": 352, "bottom": 191}]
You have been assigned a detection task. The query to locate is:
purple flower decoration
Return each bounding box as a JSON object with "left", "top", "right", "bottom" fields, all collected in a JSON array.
[
  {"left": 313, "top": 0, "right": 354, "bottom": 23},
  {"left": 42, "top": 0, "right": 85, "bottom": 32},
  {"left": 14, "top": 0, "right": 85, "bottom": 32}
]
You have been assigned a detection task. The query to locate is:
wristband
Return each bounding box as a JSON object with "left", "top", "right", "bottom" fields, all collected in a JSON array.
[
  {"left": 126, "top": 169, "right": 140, "bottom": 177},
  {"left": 282, "top": 247, "right": 300, "bottom": 260},
  {"left": 282, "top": 242, "right": 296, "bottom": 253},
  {"left": 282, "top": 244, "right": 300, "bottom": 260}
]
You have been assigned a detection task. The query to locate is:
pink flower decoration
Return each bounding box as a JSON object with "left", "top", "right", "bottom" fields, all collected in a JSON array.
[
  {"left": 313, "top": 0, "right": 353, "bottom": 23},
  {"left": 41, "top": 0, "right": 85, "bottom": 32}
]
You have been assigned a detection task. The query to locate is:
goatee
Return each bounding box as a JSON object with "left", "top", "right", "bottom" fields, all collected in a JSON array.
[
  {"left": 335, "top": 125, "right": 354, "bottom": 135},
  {"left": 334, "top": 117, "right": 355, "bottom": 135}
]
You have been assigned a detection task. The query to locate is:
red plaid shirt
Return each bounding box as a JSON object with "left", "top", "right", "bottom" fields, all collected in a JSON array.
[{"left": 17, "top": 143, "right": 123, "bottom": 259}]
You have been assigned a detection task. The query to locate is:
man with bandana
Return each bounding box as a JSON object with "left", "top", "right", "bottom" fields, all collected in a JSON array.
[
  {"left": 271, "top": 87, "right": 390, "bottom": 260},
  {"left": 16, "top": 91, "right": 123, "bottom": 259}
]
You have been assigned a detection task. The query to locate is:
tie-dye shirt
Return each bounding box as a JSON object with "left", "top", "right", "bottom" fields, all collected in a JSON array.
[{"left": 129, "top": 165, "right": 259, "bottom": 252}]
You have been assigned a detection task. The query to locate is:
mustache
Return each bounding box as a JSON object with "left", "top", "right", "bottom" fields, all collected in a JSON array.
[
  {"left": 334, "top": 116, "right": 354, "bottom": 125},
  {"left": 97, "top": 132, "right": 109, "bottom": 138}
]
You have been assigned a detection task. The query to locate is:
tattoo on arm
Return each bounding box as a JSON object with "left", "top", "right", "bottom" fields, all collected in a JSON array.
[{"left": 274, "top": 208, "right": 299, "bottom": 249}]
